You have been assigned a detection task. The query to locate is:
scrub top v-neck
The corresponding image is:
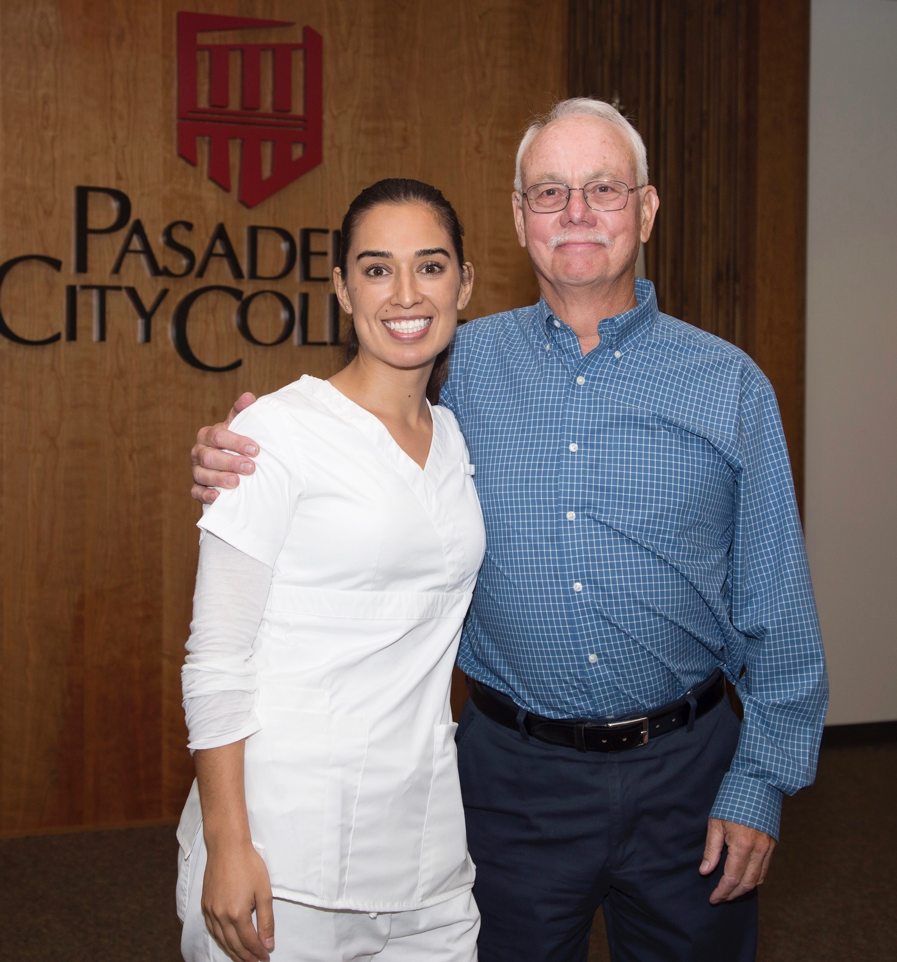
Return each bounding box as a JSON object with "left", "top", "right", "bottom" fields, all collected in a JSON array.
[{"left": 188, "top": 375, "right": 485, "bottom": 912}]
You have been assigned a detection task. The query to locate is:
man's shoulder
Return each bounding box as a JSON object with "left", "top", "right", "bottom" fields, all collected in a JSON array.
[
  {"left": 453, "top": 303, "right": 539, "bottom": 349},
  {"left": 650, "top": 312, "right": 768, "bottom": 390},
  {"left": 654, "top": 311, "right": 750, "bottom": 360}
]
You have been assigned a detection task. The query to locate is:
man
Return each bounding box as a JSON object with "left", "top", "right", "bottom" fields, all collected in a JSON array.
[{"left": 191, "top": 99, "right": 827, "bottom": 962}]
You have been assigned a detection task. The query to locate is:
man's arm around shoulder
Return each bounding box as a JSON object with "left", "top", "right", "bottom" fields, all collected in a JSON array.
[{"left": 191, "top": 393, "right": 259, "bottom": 504}]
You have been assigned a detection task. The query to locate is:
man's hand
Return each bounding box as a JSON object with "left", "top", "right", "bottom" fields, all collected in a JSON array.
[
  {"left": 201, "top": 838, "right": 275, "bottom": 962},
  {"left": 700, "top": 817, "right": 776, "bottom": 904},
  {"left": 191, "top": 393, "right": 260, "bottom": 504}
]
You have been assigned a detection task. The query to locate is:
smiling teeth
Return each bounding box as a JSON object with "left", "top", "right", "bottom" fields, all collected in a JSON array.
[{"left": 383, "top": 318, "right": 431, "bottom": 333}]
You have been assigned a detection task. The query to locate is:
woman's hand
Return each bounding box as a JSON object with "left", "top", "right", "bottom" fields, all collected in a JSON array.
[
  {"left": 191, "top": 392, "right": 260, "bottom": 504},
  {"left": 192, "top": 742, "right": 273, "bottom": 961},
  {"left": 201, "top": 837, "right": 275, "bottom": 962}
]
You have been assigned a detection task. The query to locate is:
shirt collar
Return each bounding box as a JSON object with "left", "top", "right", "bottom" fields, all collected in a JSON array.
[{"left": 536, "top": 277, "right": 659, "bottom": 355}]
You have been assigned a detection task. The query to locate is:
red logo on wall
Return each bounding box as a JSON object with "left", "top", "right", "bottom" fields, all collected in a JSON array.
[{"left": 177, "top": 12, "right": 323, "bottom": 208}]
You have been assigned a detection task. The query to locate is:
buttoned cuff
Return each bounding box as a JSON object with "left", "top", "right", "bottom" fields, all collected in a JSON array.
[{"left": 709, "top": 772, "right": 783, "bottom": 840}]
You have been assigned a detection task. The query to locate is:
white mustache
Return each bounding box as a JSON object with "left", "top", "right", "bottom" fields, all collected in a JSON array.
[{"left": 547, "top": 229, "right": 613, "bottom": 251}]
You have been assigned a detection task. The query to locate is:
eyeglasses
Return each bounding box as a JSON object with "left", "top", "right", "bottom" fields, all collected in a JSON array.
[{"left": 521, "top": 180, "right": 646, "bottom": 213}]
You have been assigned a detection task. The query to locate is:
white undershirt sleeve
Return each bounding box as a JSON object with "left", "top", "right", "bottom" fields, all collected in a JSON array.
[{"left": 181, "top": 531, "right": 273, "bottom": 752}]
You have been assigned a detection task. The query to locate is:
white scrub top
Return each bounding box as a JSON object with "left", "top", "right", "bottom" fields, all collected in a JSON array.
[{"left": 179, "top": 375, "right": 485, "bottom": 912}]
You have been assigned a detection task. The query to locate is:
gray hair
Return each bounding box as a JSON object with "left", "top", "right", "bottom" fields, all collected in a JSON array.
[{"left": 514, "top": 97, "right": 649, "bottom": 193}]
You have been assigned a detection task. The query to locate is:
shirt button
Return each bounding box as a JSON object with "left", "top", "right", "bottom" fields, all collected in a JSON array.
[
  {"left": 566, "top": 511, "right": 576, "bottom": 521},
  {"left": 553, "top": 319, "right": 561, "bottom": 328},
  {"left": 614, "top": 350, "right": 622, "bottom": 358},
  {"left": 573, "top": 581, "right": 583, "bottom": 592},
  {"left": 545, "top": 343, "right": 551, "bottom": 351},
  {"left": 569, "top": 442, "right": 578, "bottom": 452},
  {"left": 589, "top": 653, "right": 598, "bottom": 664},
  {"left": 576, "top": 375, "right": 585, "bottom": 385}
]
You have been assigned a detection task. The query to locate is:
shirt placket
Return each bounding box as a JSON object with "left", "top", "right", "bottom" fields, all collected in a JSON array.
[{"left": 548, "top": 317, "right": 621, "bottom": 694}]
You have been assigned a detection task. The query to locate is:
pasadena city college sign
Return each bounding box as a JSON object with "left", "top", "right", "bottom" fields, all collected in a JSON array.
[{"left": 0, "top": 12, "right": 337, "bottom": 372}]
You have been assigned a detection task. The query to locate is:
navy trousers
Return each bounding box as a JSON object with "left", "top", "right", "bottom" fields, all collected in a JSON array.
[{"left": 456, "top": 694, "right": 758, "bottom": 962}]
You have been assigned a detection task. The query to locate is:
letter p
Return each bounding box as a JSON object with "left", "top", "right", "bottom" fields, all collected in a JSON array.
[{"left": 74, "top": 186, "right": 132, "bottom": 274}]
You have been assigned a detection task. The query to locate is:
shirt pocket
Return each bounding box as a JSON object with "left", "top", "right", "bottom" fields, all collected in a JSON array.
[
  {"left": 593, "top": 412, "right": 735, "bottom": 544},
  {"left": 244, "top": 685, "right": 369, "bottom": 903}
]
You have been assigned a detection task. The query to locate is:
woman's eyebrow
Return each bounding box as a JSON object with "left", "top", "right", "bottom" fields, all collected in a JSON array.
[{"left": 356, "top": 247, "right": 450, "bottom": 260}]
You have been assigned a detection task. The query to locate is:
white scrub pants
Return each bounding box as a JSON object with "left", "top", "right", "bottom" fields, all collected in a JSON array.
[{"left": 180, "top": 833, "right": 479, "bottom": 962}]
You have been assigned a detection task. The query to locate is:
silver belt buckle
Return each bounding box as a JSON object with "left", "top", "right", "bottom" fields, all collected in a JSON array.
[{"left": 605, "top": 715, "right": 650, "bottom": 747}]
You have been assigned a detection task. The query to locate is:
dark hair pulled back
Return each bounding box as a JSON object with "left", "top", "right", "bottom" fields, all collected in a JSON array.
[{"left": 338, "top": 178, "right": 466, "bottom": 405}]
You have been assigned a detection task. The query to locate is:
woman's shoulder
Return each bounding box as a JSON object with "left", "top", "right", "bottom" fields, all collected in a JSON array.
[
  {"left": 226, "top": 377, "right": 351, "bottom": 462},
  {"left": 235, "top": 377, "right": 342, "bottom": 428},
  {"left": 433, "top": 403, "right": 473, "bottom": 465},
  {"left": 433, "top": 402, "right": 462, "bottom": 435},
  {"left": 264, "top": 374, "right": 333, "bottom": 413}
]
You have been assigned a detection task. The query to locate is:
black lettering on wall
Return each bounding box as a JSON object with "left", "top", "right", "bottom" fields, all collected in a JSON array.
[
  {"left": 294, "top": 291, "right": 340, "bottom": 346},
  {"left": 170, "top": 285, "right": 242, "bottom": 372},
  {"left": 124, "top": 287, "right": 169, "bottom": 343},
  {"left": 327, "top": 292, "right": 340, "bottom": 345},
  {"left": 160, "top": 221, "right": 196, "bottom": 278},
  {"left": 299, "top": 228, "right": 329, "bottom": 281},
  {"left": 196, "top": 224, "right": 244, "bottom": 280},
  {"left": 74, "top": 186, "right": 132, "bottom": 274},
  {"left": 236, "top": 291, "right": 295, "bottom": 346},
  {"left": 111, "top": 220, "right": 162, "bottom": 276},
  {"left": 79, "top": 285, "right": 123, "bottom": 341},
  {"left": 247, "top": 227, "right": 297, "bottom": 281},
  {"left": 0, "top": 255, "right": 63, "bottom": 345},
  {"left": 295, "top": 292, "right": 309, "bottom": 345},
  {"left": 65, "top": 285, "right": 78, "bottom": 341}
]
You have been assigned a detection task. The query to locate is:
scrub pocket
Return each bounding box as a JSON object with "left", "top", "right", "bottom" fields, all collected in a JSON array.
[
  {"left": 244, "top": 685, "right": 369, "bottom": 903},
  {"left": 176, "top": 780, "right": 203, "bottom": 923},
  {"left": 418, "top": 722, "right": 472, "bottom": 901}
]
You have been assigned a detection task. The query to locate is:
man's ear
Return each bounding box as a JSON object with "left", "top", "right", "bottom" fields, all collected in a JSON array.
[
  {"left": 332, "top": 267, "right": 353, "bottom": 315},
  {"left": 639, "top": 187, "right": 660, "bottom": 244},
  {"left": 512, "top": 193, "right": 527, "bottom": 248}
]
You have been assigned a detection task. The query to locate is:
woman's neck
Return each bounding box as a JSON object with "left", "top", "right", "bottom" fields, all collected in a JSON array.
[{"left": 329, "top": 354, "right": 432, "bottom": 427}]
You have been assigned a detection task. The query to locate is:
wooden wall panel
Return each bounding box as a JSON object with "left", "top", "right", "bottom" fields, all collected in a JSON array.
[
  {"left": 569, "top": 0, "right": 810, "bottom": 503},
  {"left": 748, "top": 0, "right": 810, "bottom": 504},
  {"left": 0, "top": 0, "right": 566, "bottom": 834}
]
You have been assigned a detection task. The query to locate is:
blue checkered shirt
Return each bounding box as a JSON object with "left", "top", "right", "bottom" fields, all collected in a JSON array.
[{"left": 441, "top": 278, "right": 827, "bottom": 838}]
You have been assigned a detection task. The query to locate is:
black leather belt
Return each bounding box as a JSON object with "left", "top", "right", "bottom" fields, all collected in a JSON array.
[{"left": 468, "top": 669, "right": 725, "bottom": 753}]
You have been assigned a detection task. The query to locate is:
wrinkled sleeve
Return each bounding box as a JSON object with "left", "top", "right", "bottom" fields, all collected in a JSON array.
[
  {"left": 182, "top": 532, "right": 273, "bottom": 751},
  {"left": 710, "top": 375, "right": 829, "bottom": 838},
  {"left": 184, "top": 397, "right": 305, "bottom": 751}
]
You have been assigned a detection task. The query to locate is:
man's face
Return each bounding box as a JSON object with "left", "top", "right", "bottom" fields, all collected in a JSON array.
[{"left": 513, "top": 115, "right": 659, "bottom": 294}]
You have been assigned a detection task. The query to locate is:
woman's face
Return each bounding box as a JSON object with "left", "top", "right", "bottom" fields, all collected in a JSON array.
[{"left": 333, "top": 202, "right": 474, "bottom": 375}]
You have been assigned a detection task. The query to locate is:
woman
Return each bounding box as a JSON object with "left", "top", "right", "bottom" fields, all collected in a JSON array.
[{"left": 177, "top": 179, "right": 484, "bottom": 962}]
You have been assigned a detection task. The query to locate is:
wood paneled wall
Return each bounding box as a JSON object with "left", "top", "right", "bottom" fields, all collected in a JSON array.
[
  {"left": 0, "top": 0, "right": 566, "bottom": 835},
  {"left": 569, "top": 0, "right": 810, "bottom": 502}
]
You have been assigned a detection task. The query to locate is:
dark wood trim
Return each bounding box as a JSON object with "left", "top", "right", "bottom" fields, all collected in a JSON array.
[
  {"left": 0, "top": 816, "right": 178, "bottom": 841},
  {"left": 568, "top": 0, "right": 810, "bottom": 506},
  {"left": 821, "top": 721, "right": 897, "bottom": 749},
  {"left": 746, "top": 0, "right": 810, "bottom": 505}
]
